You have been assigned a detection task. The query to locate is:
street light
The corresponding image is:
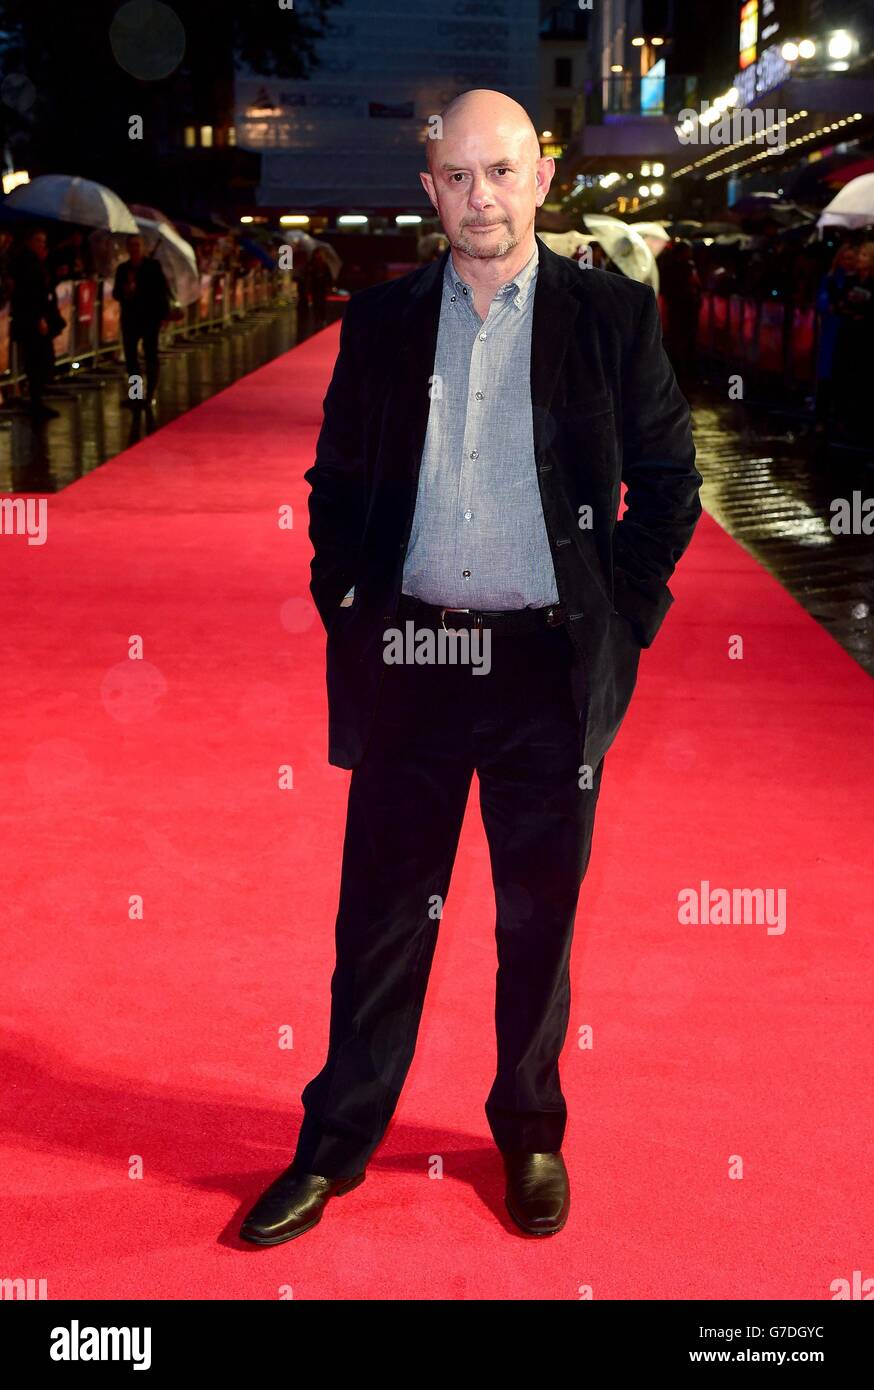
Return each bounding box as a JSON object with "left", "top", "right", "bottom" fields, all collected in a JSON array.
[
  {"left": 798, "top": 39, "right": 816, "bottom": 59},
  {"left": 781, "top": 42, "right": 799, "bottom": 61},
  {"left": 827, "top": 31, "right": 854, "bottom": 60},
  {"left": 651, "top": 183, "right": 664, "bottom": 197}
]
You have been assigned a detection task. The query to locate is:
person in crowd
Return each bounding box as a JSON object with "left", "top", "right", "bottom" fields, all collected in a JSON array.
[
  {"left": 51, "top": 229, "right": 89, "bottom": 281},
  {"left": 814, "top": 241, "right": 857, "bottom": 435},
  {"left": 659, "top": 238, "right": 702, "bottom": 383},
  {"left": 10, "top": 227, "right": 66, "bottom": 421},
  {"left": 306, "top": 247, "right": 333, "bottom": 329},
  {"left": 112, "top": 234, "right": 171, "bottom": 408},
  {"left": 830, "top": 239, "right": 874, "bottom": 446}
]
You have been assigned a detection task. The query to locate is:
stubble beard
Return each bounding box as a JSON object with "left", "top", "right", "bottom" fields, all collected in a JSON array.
[{"left": 452, "top": 222, "right": 518, "bottom": 259}]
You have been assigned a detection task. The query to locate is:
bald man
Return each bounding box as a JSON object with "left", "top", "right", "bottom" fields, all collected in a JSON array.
[{"left": 240, "top": 90, "right": 701, "bottom": 1244}]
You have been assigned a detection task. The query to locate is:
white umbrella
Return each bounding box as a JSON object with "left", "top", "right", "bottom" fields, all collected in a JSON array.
[
  {"left": 818, "top": 173, "right": 874, "bottom": 231},
  {"left": 281, "top": 230, "right": 342, "bottom": 281},
  {"left": 537, "top": 230, "right": 595, "bottom": 259},
  {"left": 6, "top": 174, "right": 139, "bottom": 233},
  {"left": 133, "top": 217, "right": 200, "bottom": 307},
  {"left": 630, "top": 221, "right": 671, "bottom": 255},
  {"left": 584, "top": 214, "right": 657, "bottom": 288}
]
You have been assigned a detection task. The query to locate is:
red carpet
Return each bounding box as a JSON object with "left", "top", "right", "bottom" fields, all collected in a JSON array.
[{"left": 1, "top": 323, "right": 872, "bottom": 1300}]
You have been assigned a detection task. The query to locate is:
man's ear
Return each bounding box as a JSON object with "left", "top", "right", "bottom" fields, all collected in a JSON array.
[
  {"left": 419, "top": 170, "right": 439, "bottom": 213},
  {"left": 535, "top": 156, "right": 556, "bottom": 207}
]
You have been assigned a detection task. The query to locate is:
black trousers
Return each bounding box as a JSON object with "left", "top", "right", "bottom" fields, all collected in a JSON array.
[
  {"left": 121, "top": 317, "right": 161, "bottom": 399},
  {"left": 291, "top": 616, "right": 605, "bottom": 1179},
  {"left": 18, "top": 329, "right": 55, "bottom": 409}
]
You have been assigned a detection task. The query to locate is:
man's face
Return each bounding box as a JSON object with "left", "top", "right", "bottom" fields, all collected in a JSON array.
[
  {"left": 420, "top": 121, "right": 553, "bottom": 260},
  {"left": 30, "top": 233, "right": 48, "bottom": 260},
  {"left": 128, "top": 237, "right": 143, "bottom": 263}
]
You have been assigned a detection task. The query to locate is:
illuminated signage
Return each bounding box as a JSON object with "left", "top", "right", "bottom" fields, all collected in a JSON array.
[
  {"left": 739, "top": 0, "right": 758, "bottom": 70},
  {"left": 733, "top": 41, "right": 791, "bottom": 106},
  {"left": 641, "top": 58, "right": 665, "bottom": 115}
]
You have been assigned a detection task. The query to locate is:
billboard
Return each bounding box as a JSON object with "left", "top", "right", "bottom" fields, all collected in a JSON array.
[
  {"left": 739, "top": 0, "right": 759, "bottom": 69},
  {"left": 234, "top": 0, "right": 540, "bottom": 208}
]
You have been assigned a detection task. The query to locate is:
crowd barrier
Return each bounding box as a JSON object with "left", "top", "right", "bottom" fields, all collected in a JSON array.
[
  {"left": 690, "top": 291, "right": 819, "bottom": 387},
  {"left": 0, "top": 267, "right": 296, "bottom": 394}
]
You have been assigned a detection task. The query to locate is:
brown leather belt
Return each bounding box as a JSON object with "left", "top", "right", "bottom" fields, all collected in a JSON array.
[{"left": 397, "top": 592, "right": 566, "bottom": 635}]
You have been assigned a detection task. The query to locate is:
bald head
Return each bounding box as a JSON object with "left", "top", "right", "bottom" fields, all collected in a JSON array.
[
  {"left": 425, "top": 89, "right": 540, "bottom": 175},
  {"left": 420, "top": 88, "right": 553, "bottom": 263}
]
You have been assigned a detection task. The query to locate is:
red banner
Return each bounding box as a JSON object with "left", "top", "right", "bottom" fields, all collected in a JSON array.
[
  {"left": 758, "top": 303, "right": 785, "bottom": 373},
  {"left": 53, "top": 280, "right": 74, "bottom": 356},
  {"left": 76, "top": 279, "right": 96, "bottom": 326}
]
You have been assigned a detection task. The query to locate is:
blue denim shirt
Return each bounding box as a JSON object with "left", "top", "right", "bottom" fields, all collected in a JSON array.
[{"left": 341, "top": 242, "right": 559, "bottom": 611}]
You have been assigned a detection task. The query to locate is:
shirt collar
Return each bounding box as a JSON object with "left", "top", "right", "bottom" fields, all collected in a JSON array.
[{"left": 444, "top": 242, "right": 539, "bottom": 311}]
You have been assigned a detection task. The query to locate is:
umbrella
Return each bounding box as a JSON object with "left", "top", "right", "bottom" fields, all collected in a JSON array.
[
  {"left": 281, "top": 230, "right": 342, "bottom": 281},
  {"left": 670, "top": 219, "right": 703, "bottom": 237},
  {"left": 134, "top": 217, "right": 200, "bottom": 306},
  {"left": 537, "top": 230, "right": 596, "bottom": 259},
  {"left": 130, "top": 202, "right": 176, "bottom": 228},
  {"left": 5, "top": 174, "right": 138, "bottom": 233},
  {"left": 712, "top": 232, "right": 757, "bottom": 249},
  {"left": 174, "top": 221, "right": 210, "bottom": 242},
  {"left": 629, "top": 220, "right": 671, "bottom": 255},
  {"left": 789, "top": 154, "right": 874, "bottom": 201},
  {"left": 818, "top": 173, "right": 874, "bottom": 231},
  {"left": 241, "top": 236, "right": 277, "bottom": 270},
  {"left": 0, "top": 199, "right": 38, "bottom": 227},
  {"left": 730, "top": 194, "right": 814, "bottom": 226},
  {"left": 584, "top": 214, "right": 657, "bottom": 287},
  {"left": 700, "top": 220, "right": 739, "bottom": 236}
]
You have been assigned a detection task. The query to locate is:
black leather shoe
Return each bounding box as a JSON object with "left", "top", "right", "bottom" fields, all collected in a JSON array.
[
  {"left": 239, "top": 1165, "right": 366, "bottom": 1245},
  {"left": 502, "top": 1151, "right": 569, "bottom": 1235}
]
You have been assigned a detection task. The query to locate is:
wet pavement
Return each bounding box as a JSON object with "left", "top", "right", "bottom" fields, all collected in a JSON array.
[
  {"left": 687, "top": 382, "right": 874, "bottom": 678},
  {"left": 2, "top": 303, "right": 871, "bottom": 681},
  {"left": 0, "top": 299, "right": 344, "bottom": 496}
]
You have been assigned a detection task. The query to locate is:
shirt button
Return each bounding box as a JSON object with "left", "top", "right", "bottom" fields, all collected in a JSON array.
[
  {"left": 479, "top": 332, "right": 487, "bottom": 341},
  {"left": 462, "top": 570, "right": 471, "bottom": 578},
  {"left": 450, "top": 295, "right": 456, "bottom": 302},
  {"left": 463, "top": 510, "right": 473, "bottom": 520},
  {"left": 474, "top": 390, "right": 484, "bottom": 400},
  {"left": 469, "top": 450, "right": 478, "bottom": 459}
]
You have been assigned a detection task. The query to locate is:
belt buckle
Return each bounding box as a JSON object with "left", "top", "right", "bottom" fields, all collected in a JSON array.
[{"left": 440, "top": 605, "right": 478, "bottom": 633}]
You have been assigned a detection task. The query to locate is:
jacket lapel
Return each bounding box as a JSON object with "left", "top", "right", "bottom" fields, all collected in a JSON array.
[
  {"left": 380, "top": 251, "right": 446, "bottom": 489},
  {"left": 530, "top": 234, "right": 579, "bottom": 459}
]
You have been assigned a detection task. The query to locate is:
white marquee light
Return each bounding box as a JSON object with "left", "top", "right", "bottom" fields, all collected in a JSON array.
[{"left": 827, "top": 31, "right": 853, "bottom": 60}]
